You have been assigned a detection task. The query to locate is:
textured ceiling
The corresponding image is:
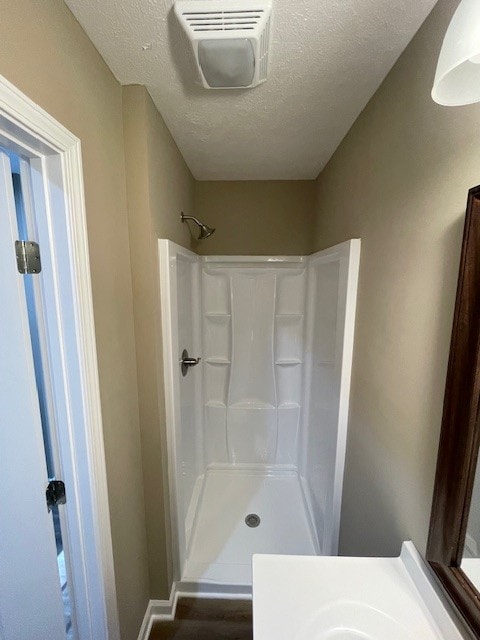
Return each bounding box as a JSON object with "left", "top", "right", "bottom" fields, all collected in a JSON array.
[{"left": 64, "top": 0, "right": 437, "bottom": 180}]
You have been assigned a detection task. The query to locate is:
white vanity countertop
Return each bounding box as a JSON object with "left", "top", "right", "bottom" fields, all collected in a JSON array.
[{"left": 253, "top": 542, "right": 468, "bottom": 640}]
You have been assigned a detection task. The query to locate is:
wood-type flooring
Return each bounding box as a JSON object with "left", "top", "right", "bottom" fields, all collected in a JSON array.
[{"left": 148, "top": 598, "right": 253, "bottom": 640}]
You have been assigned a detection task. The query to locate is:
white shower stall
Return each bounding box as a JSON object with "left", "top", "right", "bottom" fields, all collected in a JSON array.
[{"left": 159, "top": 239, "right": 360, "bottom": 590}]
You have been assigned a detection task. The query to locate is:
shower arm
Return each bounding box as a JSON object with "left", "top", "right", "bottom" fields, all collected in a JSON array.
[{"left": 181, "top": 213, "right": 203, "bottom": 227}]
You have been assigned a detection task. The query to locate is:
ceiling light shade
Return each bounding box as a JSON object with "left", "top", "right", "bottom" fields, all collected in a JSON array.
[
  {"left": 198, "top": 39, "right": 255, "bottom": 88},
  {"left": 432, "top": 0, "right": 480, "bottom": 106},
  {"left": 175, "top": 0, "right": 272, "bottom": 89}
]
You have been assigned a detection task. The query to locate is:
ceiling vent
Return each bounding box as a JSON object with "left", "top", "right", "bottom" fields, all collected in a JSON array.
[{"left": 175, "top": 0, "right": 273, "bottom": 89}]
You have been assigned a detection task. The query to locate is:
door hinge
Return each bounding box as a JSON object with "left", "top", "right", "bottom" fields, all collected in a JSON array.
[
  {"left": 46, "top": 479, "right": 66, "bottom": 512},
  {"left": 15, "top": 240, "right": 41, "bottom": 274}
]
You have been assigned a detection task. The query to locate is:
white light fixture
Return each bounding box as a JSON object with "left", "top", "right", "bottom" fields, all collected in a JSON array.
[
  {"left": 175, "top": 0, "right": 273, "bottom": 89},
  {"left": 432, "top": 0, "right": 480, "bottom": 106}
]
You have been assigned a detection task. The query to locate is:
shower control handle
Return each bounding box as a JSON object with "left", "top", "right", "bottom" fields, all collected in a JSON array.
[{"left": 181, "top": 349, "right": 201, "bottom": 377}]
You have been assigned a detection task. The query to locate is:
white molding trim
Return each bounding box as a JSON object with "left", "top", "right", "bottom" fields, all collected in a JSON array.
[
  {"left": 137, "top": 582, "right": 252, "bottom": 640},
  {"left": 0, "top": 74, "right": 119, "bottom": 639},
  {"left": 136, "top": 585, "right": 177, "bottom": 640}
]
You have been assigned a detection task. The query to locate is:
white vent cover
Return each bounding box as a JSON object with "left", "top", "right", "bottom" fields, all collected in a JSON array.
[{"left": 175, "top": 0, "right": 273, "bottom": 89}]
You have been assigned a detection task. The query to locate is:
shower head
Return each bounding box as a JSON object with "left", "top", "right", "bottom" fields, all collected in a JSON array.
[{"left": 181, "top": 212, "right": 216, "bottom": 240}]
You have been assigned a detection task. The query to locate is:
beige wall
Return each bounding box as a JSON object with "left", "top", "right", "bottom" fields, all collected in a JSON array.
[
  {"left": 123, "top": 85, "right": 195, "bottom": 598},
  {"left": 314, "top": 0, "right": 480, "bottom": 557},
  {"left": 0, "top": 3, "right": 149, "bottom": 638},
  {"left": 194, "top": 181, "right": 316, "bottom": 255}
]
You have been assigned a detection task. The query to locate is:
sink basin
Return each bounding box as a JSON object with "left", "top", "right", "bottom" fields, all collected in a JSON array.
[
  {"left": 253, "top": 542, "right": 467, "bottom": 640},
  {"left": 296, "top": 600, "right": 416, "bottom": 640}
]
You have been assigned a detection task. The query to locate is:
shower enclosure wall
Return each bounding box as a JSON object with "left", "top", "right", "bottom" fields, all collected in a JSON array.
[{"left": 159, "top": 239, "right": 360, "bottom": 590}]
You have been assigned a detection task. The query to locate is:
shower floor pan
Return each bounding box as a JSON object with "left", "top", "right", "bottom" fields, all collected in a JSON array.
[{"left": 182, "top": 466, "right": 319, "bottom": 586}]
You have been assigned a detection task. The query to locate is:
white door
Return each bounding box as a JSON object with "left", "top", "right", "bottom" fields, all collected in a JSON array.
[{"left": 0, "top": 150, "right": 66, "bottom": 640}]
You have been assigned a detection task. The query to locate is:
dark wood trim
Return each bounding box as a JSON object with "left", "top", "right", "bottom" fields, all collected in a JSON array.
[
  {"left": 430, "top": 563, "right": 480, "bottom": 637},
  {"left": 426, "top": 185, "right": 480, "bottom": 637}
]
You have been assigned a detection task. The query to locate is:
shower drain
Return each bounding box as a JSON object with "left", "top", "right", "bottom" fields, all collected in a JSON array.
[{"left": 245, "top": 513, "right": 261, "bottom": 528}]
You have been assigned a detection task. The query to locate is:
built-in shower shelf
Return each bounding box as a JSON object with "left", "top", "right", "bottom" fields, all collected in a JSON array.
[
  {"left": 205, "top": 358, "right": 231, "bottom": 364},
  {"left": 278, "top": 402, "right": 301, "bottom": 409},
  {"left": 204, "top": 312, "right": 231, "bottom": 318},
  {"left": 229, "top": 401, "right": 276, "bottom": 409},
  {"left": 275, "top": 359, "right": 303, "bottom": 365},
  {"left": 275, "top": 313, "right": 303, "bottom": 319}
]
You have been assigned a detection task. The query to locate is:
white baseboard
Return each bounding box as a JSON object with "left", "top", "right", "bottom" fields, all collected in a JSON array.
[
  {"left": 137, "top": 581, "right": 252, "bottom": 640},
  {"left": 136, "top": 584, "right": 176, "bottom": 640}
]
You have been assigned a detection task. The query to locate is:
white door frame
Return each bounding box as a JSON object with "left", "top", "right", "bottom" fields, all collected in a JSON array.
[{"left": 0, "top": 75, "right": 119, "bottom": 639}]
